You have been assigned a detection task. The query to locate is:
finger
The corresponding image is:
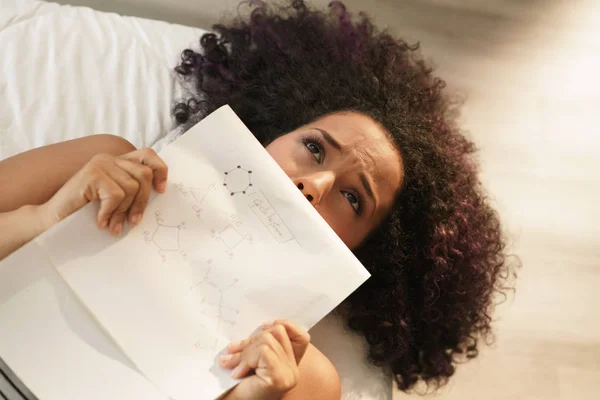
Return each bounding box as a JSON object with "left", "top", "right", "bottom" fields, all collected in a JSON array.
[
  {"left": 271, "top": 320, "right": 311, "bottom": 363},
  {"left": 235, "top": 337, "right": 298, "bottom": 391},
  {"left": 236, "top": 342, "right": 278, "bottom": 378},
  {"left": 103, "top": 163, "right": 140, "bottom": 235},
  {"left": 119, "top": 148, "right": 168, "bottom": 193},
  {"left": 91, "top": 170, "right": 126, "bottom": 230},
  {"left": 219, "top": 352, "right": 242, "bottom": 369},
  {"left": 242, "top": 332, "right": 288, "bottom": 369},
  {"left": 231, "top": 360, "right": 251, "bottom": 379},
  {"left": 114, "top": 158, "right": 152, "bottom": 225},
  {"left": 253, "top": 345, "right": 281, "bottom": 384},
  {"left": 227, "top": 336, "right": 255, "bottom": 354},
  {"left": 263, "top": 324, "right": 295, "bottom": 364}
]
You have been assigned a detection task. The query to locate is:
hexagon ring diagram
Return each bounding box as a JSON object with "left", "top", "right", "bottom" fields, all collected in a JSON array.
[{"left": 223, "top": 166, "right": 253, "bottom": 196}]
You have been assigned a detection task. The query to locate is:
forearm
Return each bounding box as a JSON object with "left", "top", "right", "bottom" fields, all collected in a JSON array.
[
  {"left": 218, "top": 342, "right": 340, "bottom": 400},
  {"left": 0, "top": 205, "right": 48, "bottom": 260},
  {"left": 218, "top": 387, "right": 250, "bottom": 400},
  {"left": 219, "top": 383, "right": 321, "bottom": 400},
  {"left": 0, "top": 134, "right": 135, "bottom": 213}
]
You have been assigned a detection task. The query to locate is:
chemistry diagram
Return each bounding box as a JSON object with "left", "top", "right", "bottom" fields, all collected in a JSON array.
[
  {"left": 135, "top": 162, "right": 302, "bottom": 352},
  {"left": 144, "top": 165, "right": 258, "bottom": 261},
  {"left": 190, "top": 259, "right": 240, "bottom": 351},
  {"left": 175, "top": 182, "right": 217, "bottom": 220},
  {"left": 210, "top": 224, "right": 253, "bottom": 257},
  {"left": 143, "top": 210, "right": 187, "bottom": 262},
  {"left": 223, "top": 165, "right": 253, "bottom": 196}
]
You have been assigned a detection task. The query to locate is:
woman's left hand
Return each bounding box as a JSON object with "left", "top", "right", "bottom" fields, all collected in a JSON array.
[{"left": 219, "top": 320, "right": 311, "bottom": 400}]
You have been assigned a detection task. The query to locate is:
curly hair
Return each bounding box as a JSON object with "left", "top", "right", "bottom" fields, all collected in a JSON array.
[{"left": 173, "top": 0, "right": 515, "bottom": 392}]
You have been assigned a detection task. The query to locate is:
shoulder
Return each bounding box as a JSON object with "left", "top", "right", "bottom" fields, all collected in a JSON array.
[{"left": 283, "top": 344, "right": 341, "bottom": 400}]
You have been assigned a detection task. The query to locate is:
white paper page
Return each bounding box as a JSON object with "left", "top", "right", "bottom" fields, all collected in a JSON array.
[
  {"left": 36, "top": 105, "right": 370, "bottom": 400},
  {"left": 0, "top": 240, "right": 167, "bottom": 400}
]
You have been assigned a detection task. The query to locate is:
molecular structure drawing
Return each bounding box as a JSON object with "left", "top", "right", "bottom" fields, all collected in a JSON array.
[
  {"left": 176, "top": 182, "right": 216, "bottom": 204},
  {"left": 223, "top": 165, "right": 253, "bottom": 196},
  {"left": 175, "top": 182, "right": 217, "bottom": 220},
  {"left": 143, "top": 210, "right": 187, "bottom": 262},
  {"left": 191, "top": 260, "right": 240, "bottom": 351},
  {"left": 210, "top": 224, "right": 253, "bottom": 256}
]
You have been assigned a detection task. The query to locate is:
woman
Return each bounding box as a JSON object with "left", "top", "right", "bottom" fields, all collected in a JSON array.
[{"left": 0, "top": 1, "right": 513, "bottom": 399}]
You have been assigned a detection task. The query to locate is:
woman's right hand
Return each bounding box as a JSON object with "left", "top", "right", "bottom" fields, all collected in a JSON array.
[
  {"left": 220, "top": 320, "right": 311, "bottom": 400},
  {"left": 40, "top": 148, "right": 168, "bottom": 234}
]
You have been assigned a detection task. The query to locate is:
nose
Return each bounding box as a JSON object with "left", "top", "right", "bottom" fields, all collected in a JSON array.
[{"left": 294, "top": 171, "right": 335, "bottom": 205}]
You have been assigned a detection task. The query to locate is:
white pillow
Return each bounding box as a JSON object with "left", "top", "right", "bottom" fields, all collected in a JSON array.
[{"left": 0, "top": 0, "right": 205, "bottom": 161}]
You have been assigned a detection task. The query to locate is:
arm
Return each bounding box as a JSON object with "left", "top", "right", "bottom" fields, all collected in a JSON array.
[
  {"left": 220, "top": 322, "right": 341, "bottom": 400},
  {"left": 280, "top": 344, "right": 341, "bottom": 400},
  {"left": 0, "top": 205, "right": 47, "bottom": 260},
  {"left": 219, "top": 343, "right": 341, "bottom": 400},
  {"left": 0, "top": 134, "right": 136, "bottom": 212},
  {"left": 0, "top": 135, "right": 163, "bottom": 260}
]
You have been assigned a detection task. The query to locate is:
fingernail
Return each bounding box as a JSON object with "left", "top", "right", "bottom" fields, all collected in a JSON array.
[
  {"left": 99, "top": 219, "right": 108, "bottom": 229},
  {"left": 131, "top": 214, "right": 141, "bottom": 225},
  {"left": 219, "top": 354, "right": 233, "bottom": 364},
  {"left": 115, "top": 223, "right": 122, "bottom": 236},
  {"left": 158, "top": 181, "right": 167, "bottom": 193}
]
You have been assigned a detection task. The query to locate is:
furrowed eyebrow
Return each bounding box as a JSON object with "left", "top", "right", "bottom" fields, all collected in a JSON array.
[
  {"left": 314, "top": 127, "right": 378, "bottom": 208},
  {"left": 360, "top": 173, "right": 376, "bottom": 207},
  {"left": 314, "top": 128, "right": 342, "bottom": 151}
]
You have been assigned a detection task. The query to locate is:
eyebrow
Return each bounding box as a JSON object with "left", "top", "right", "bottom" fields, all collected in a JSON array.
[
  {"left": 314, "top": 127, "right": 377, "bottom": 208},
  {"left": 314, "top": 128, "right": 342, "bottom": 151},
  {"left": 360, "top": 173, "right": 377, "bottom": 207}
]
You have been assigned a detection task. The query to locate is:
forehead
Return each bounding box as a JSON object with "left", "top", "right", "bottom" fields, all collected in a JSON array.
[
  {"left": 308, "top": 112, "right": 391, "bottom": 148},
  {"left": 306, "top": 112, "right": 402, "bottom": 176}
]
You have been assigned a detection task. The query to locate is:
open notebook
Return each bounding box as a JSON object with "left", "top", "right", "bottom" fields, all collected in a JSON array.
[{"left": 0, "top": 106, "right": 370, "bottom": 400}]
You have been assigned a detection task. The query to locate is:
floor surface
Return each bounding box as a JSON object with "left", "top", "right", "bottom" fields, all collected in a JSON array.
[{"left": 51, "top": 1, "right": 600, "bottom": 398}]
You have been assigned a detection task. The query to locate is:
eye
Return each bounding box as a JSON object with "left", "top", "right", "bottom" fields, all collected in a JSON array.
[
  {"left": 343, "top": 191, "right": 362, "bottom": 215},
  {"left": 301, "top": 136, "right": 325, "bottom": 164}
]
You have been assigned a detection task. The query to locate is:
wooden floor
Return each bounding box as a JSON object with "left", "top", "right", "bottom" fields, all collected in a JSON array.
[{"left": 54, "top": 1, "right": 600, "bottom": 399}]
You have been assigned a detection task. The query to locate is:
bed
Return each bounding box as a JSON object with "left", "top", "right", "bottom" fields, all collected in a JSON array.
[
  {"left": 0, "top": 1, "right": 391, "bottom": 399},
  {"left": 0, "top": 0, "right": 202, "bottom": 161}
]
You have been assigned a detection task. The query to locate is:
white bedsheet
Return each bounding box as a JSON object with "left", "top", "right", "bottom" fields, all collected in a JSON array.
[
  {"left": 0, "top": 0, "right": 203, "bottom": 161},
  {"left": 0, "top": 1, "right": 391, "bottom": 399}
]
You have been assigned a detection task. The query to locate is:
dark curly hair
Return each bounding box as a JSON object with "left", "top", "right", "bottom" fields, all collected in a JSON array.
[{"left": 173, "top": 0, "right": 515, "bottom": 392}]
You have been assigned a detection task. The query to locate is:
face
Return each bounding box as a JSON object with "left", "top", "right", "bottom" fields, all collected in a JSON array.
[{"left": 266, "top": 112, "right": 404, "bottom": 250}]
